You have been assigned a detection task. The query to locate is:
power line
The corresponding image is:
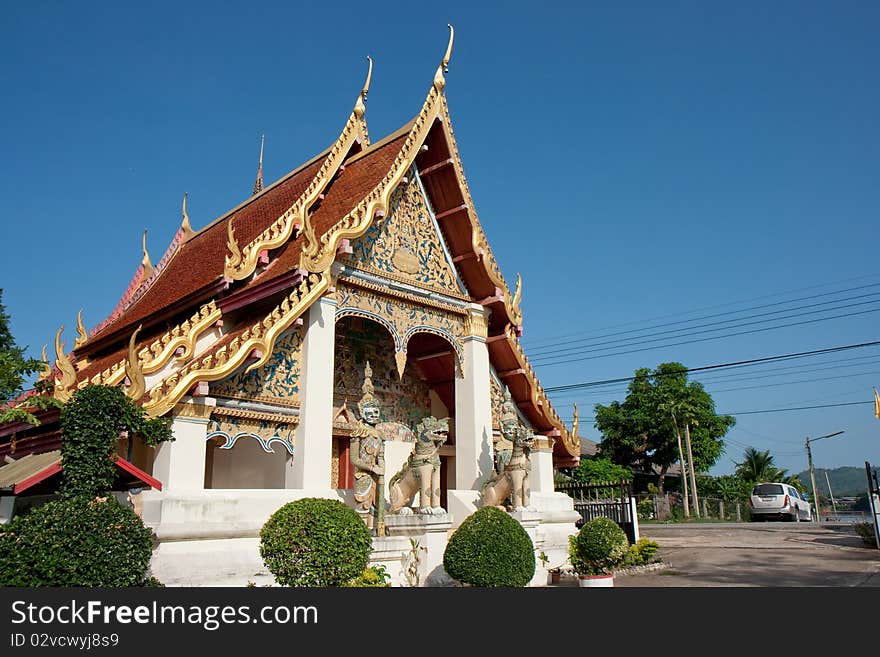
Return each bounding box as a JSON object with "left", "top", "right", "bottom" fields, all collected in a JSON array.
[
  {"left": 523, "top": 276, "right": 880, "bottom": 349},
  {"left": 531, "top": 303, "right": 880, "bottom": 366},
  {"left": 543, "top": 340, "right": 880, "bottom": 393},
  {"left": 527, "top": 283, "right": 880, "bottom": 355}
]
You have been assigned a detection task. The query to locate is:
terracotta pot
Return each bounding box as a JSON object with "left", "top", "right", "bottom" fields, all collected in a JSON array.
[{"left": 577, "top": 573, "right": 614, "bottom": 588}]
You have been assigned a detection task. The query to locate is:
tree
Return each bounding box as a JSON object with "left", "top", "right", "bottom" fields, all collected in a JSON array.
[
  {"left": 571, "top": 457, "right": 632, "bottom": 486},
  {"left": 734, "top": 446, "right": 805, "bottom": 490},
  {"left": 594, "top": 362, "right": 735, "bottom": 494},
  {"left": 0, "top": 289, "right": 58, "bottom": 425}
]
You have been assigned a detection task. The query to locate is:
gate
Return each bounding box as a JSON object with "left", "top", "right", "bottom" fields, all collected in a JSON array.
[{"left": 555, "top": 479, "right": 637, "bottom": 544}]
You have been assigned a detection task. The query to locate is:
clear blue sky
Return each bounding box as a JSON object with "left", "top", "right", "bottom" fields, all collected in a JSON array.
[{"left": 2, "top": 2, "right": 878, "bottom": 481}]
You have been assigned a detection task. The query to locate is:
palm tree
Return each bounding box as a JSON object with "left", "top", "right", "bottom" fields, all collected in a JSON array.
[{"left": 734, "top": 447, "right": 784, "bottom": 483}]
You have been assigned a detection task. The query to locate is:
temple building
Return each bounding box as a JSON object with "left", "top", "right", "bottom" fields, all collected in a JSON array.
[{"left": 0, "top": 28, "right": 582, "bottom": 585}]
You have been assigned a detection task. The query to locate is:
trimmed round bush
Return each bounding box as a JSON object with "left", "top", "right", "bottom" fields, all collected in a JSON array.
[
  {"left": 569, "top": 516, "right": 629, "bottom": 576},
  {"left": 443, "top": 506, "right": 535, "bottom": 587},
  {"left": 0, "top": 496, "right": 154, "bottom": 586},
  {"left": 260, "top": 498, "right": 372, "bottom": 587}
]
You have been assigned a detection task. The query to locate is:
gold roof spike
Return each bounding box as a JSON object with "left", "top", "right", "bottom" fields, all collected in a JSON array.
[
  {"left": 124, "top": 325, "right": 146, "bottom": 401},
  {"left": 354, "top": 55, "right": 373, "bottom": 119},
  {"left": 433, "top": 24, "right": 454, "bottom": 91},
  {"left": 38, "top": 344, "right": 52, "bottom": 382},
  {"left": 181, "top": 192, "right": 195, "bottom": 240},
  {"left": 141, "top": 230, "right": 154, "bottom": 278},
  {"left": 253, "top": 135, "right": 265, "bottom": 196},
  {"left": 53, "top": 327, "right": 77, "bottom": 402},
  {"left": 74, "top": 309, "right": 88, "bottom": 348}
]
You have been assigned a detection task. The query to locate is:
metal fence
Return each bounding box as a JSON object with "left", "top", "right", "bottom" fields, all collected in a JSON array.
[{"left": 555, "top": 480, "right": 637, "bottom": 543}]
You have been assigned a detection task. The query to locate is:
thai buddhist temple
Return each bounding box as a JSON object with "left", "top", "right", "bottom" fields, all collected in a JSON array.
[{"left": 0, "top": 27, "right": 583, "bottom": 586}]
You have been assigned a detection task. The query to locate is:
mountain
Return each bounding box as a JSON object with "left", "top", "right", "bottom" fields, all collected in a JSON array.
[{"left": 795, "top": 466, "right": 876, "bottom": 498}]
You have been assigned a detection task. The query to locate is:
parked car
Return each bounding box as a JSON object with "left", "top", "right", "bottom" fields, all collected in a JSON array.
[{"left": 748, "top": 482, "right": 813, "bottom": 522}]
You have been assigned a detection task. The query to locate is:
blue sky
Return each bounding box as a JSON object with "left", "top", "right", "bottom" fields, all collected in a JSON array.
[{"left": 1, "top": 2, "right": 878, "bottom": 480}]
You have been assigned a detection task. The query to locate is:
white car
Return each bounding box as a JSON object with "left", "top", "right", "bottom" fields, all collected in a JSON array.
[{"left": 748, "top": 482, "right": 813, "bottom": 522}]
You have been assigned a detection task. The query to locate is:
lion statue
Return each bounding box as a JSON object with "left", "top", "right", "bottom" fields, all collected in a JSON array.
[
  {"left": 479, "top": 424, "right": 534, "bottom": 511},
  {"left": 388, "top": 416, "right": 450, "bottom": 515}
]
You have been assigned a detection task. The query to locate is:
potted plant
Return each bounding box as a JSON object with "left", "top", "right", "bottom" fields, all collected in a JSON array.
[{"left": 569, "top": 517, "right": 630, "bottom": 587}]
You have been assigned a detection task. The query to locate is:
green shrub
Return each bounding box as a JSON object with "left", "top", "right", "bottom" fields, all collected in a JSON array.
[
  {"left": 346, "top": 564, "right": 391, "bottom": 587},
  {"left": 637, "top": 498, "right": 654, "bottom": 520},
  {"left": 260, "top": 498, "right": 372, "bottom": 587},
  {"left": 443, "top": 506, "right": 535, "bottom": 587},
  {"left": 624, "top": 538, "right": 661, "bottom": 566},
  {"left": 569, "top": 516, "right": 629, "bottom": 576},
  {"left": 60, "top": 384, "right": 172, "bottom": 498},
  {"left": 854, "top": 522, "right": 877, "bottom": 548},
  {"left": 0, "top": 496, "right": 154, "bottom": 586}
]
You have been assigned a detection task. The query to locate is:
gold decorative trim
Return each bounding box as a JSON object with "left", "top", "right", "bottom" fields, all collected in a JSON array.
[
  {"left": 74, "top": 309, "right": 88, "bottom": 348},
  {"left": 465, "top": 308, "right": 489, "bottom": 339},
  {"left": 172, "top": 401, "right": 214, "bottom": 420},
  {"left": 212, "top": 406, "right": 299, "bottom": 425},
  {"left": 225, "top": 58, "right": 373, "bottom": 281},
  {"left": 338, "top": 273, "right": 467, "bottom": 316},
  {"left": 143, "top": 272, "right": 329, "bottom": 417},
  {"left": 212, "top": 392, "right": 300, "bottom": 409},
  {"left": 504, "top": 325, "right": 578, "bottom": 456},
  {"left": 512, "top": 273, "right": 522, "bottom": 315},
  {"left": 78, "top": 300, "right": 222, "bottom": 390},
  {"left": 342, "top": 262, "right": 471, "bottom": 302},
  {"left": 124, "top": 325, "right": 146, "bottom": 400},
  {"left": 38, "top": 345, "right": 52, "bottom": 382},
  {"left": 300, "top": 30, "right": 453, "bottom": 275},
  {"left": 572, "top": 403, "right": 579, "bottom": 441},
  {"left": 437, "top": 98, "right": 523, "bottom": 328},
  {"left": 52, "top": 327, "right": 77, "bottom": 403}
]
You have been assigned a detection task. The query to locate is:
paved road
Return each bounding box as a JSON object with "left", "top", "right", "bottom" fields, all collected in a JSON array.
[{"left": 560, "top": 522, "right": 880, "bottom": 587}]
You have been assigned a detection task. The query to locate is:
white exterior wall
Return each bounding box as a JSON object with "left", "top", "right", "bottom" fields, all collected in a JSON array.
[{"left": 152, "top": 397, "right": 214, "bottom": 491}]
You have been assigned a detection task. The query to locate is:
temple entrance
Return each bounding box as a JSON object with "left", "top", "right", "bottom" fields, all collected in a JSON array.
[{"left": 331, "top": 315, "right": 457, "bottom": 513}]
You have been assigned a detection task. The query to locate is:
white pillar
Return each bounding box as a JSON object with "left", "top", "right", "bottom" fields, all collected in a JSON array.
[
  {"left": 530, "top": 436, "right": 557, "bottom": 494},
  {"left": 288, "top": 296, "right": 337, "bottom": 490},
  {"left": 152, "top": 397, "right": 214, "bottom": 491},
  {"left": 454, "top": 304, "right": 494, "bottom": 490}
]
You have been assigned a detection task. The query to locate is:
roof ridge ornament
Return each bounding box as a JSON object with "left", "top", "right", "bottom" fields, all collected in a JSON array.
[
  {"left": 181, "top": 192, "right": 195, "bottom": 240},
  {"left": 124, "top": 325, "right": 146, "bottom": 401},
  {"left": 572, "top": 402, "right": 579, "bottom": 439},
  {"left": 74, "top": 309, "right": 88, "bottom": 349},
  {"left": 141, "top": 230, "right": 154, "bottom": 278},
  {"left": 433, "top": 24, "right": 454, "bottom": 91},
  {"left": 253, "top": 135, "right": 265, "bottom": 195},
  {"left": 354, "top": 55, "right": 372, "bottom": 119},
  {"left": 225, "top": 218, "right": 242, "bottom": 273},
  {"left": 53, "top": 326, "right": 77, "bottom": 402}
]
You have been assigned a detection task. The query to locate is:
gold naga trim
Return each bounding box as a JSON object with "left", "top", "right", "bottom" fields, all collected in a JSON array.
[
  {"left": 224, "top": 57, "right": 374, "bottom": 282},
  {"left": 211, "top": 405, "right": 299, "bottom": 426},
  {"left": 124, "top": 325, "right": 146, "bottom": 401},
  {"left": 38, "top": 345, "right": 52, "bottom": 382},
  {"left": 74, "top": 309, "right": 88, "bottom": 348},
  {"left": 504, "top": 324, "right": 579, "bottom": 456},
  {"left": 52, "top": 327, "right": 77, "bottom": 403},
  {"left": 77, "top": 300, "right": 222, "bottom": 390},
  {"left": 142, "top": 272, "right": 330, "bottom": 417},
  {"left": 300, "top": 28, "right": 455, "bottom": 275},
  {"left": 436, "top": 99, "right": 523, "bottom": 328}
]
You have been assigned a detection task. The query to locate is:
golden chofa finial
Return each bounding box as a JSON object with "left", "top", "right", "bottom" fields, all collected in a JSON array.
[
  {"left": 354, "top": 55, "right": 373, "bottom": 119},
  {"left": 53, "top": 326, "right": 77, "bottom": 402},
  {"left": 124, "top": 325, "right": 146, "bottom": 401},
  {"left": 433, "top": 24, "right": 455, "bottom": 91},
  {"left": 572, "top": 403, "right": 579, "bottom": 440},
  {"left": 74, "top": 309, "right": 88, "bottom": 348},
  {"left": 181, "top": 192, "right": 195, "bottom": 240},
  {"left": 141, "top": 229, "right": 154, "bottom": 277},
  {"left": 38, "top": 344, "right": 52, "bottom": 382}
]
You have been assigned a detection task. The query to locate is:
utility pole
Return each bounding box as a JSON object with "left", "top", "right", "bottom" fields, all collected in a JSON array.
[
  {"left": 824, "top": 471, "right": 837, "bottom": 515},
  {"left": 805, "top": 430, "right": 844, "bottom": 524},
  {"left": 671, "top": 411, "right": 689, "bottom": 518},
  {"left": 684, "top": 423, "right": 700, "bottom": 517}
]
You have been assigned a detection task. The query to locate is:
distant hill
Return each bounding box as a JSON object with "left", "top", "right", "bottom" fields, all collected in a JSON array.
[{"left": 795, "top": 466, "right": 876, "bottom": 498}]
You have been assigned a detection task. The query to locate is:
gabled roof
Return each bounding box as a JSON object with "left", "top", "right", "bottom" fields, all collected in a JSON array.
[{"left": 44, "top": 30, "right": 581, "bottom": 464}]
